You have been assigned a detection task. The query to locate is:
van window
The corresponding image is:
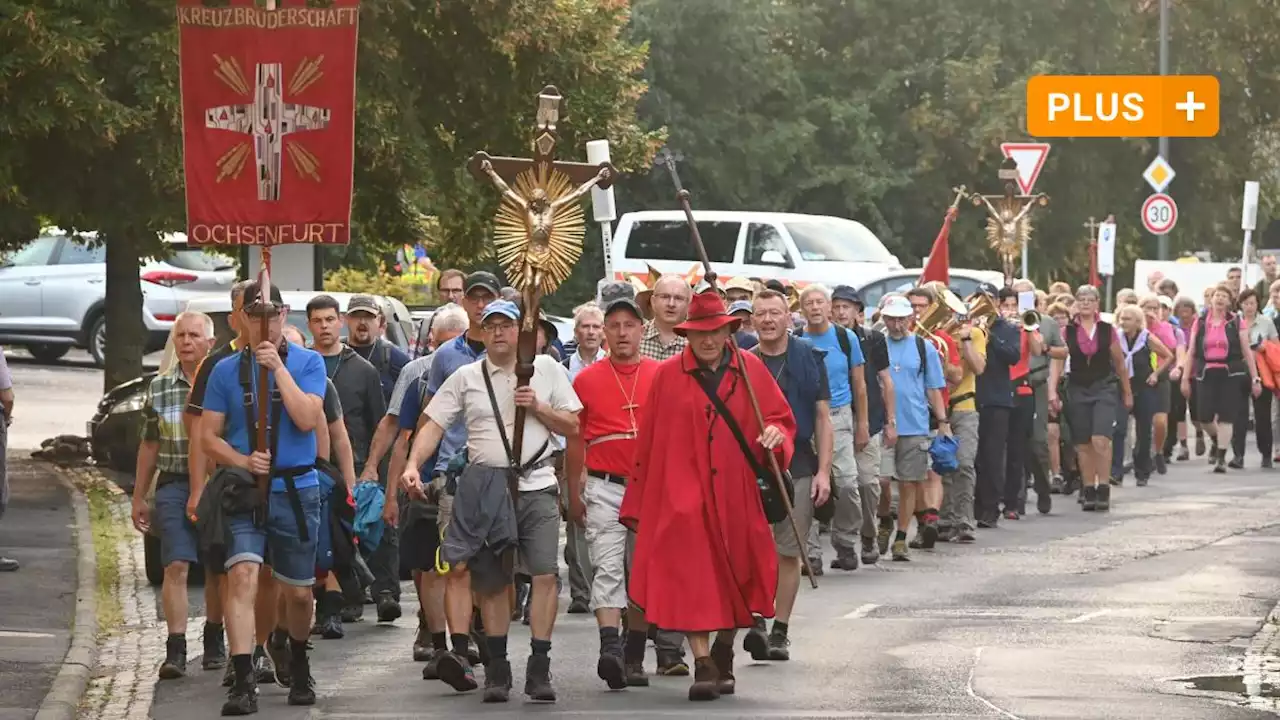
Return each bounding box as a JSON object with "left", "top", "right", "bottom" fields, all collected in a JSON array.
[
  {"left": 784, "top": 218, "right": 895, "bottom": 263},
  {"left": 57, "top": 240, "right": 106, "bottom": 265},
  {"left": 745, "top": 224, "right": 792, "bottom": 266},
  {"left": 625, "top": 221, "right": 737, "bottom": 263}
]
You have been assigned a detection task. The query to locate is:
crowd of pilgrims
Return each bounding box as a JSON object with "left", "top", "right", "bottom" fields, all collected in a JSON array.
[{"left": 129, "top": 262, "right": 1280, "bottom": 714}]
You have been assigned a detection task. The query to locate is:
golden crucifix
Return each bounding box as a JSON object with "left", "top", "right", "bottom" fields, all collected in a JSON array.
[
  {"left": 971, "top": 156, "right": 1049, "bottom": 281},
  {"left": 467, "top": 84, "right": 616, "bottom": 470}
]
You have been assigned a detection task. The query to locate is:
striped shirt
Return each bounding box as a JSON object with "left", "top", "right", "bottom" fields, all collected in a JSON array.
[
  {"left": 142, "top": 367, "right": 195, "bottom": 475},
  {"left": 639, "top": 321, "right": 687, "bottom": 361}
]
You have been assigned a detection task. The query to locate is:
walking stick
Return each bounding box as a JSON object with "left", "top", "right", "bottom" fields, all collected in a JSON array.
[
  {"left": 659, "top": 149, "right": 818, "bottom": 588},
  {"left": 252, "top": 259, "right": 273, "bottom": 503}
]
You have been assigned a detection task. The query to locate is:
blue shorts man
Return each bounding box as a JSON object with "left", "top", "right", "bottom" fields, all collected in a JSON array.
[{"left": 200, "top": 280, "right": 327, "bottom": 714}]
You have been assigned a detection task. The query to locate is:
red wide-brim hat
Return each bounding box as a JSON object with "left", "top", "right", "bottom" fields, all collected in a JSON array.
[{"left": 674, "top": 290, "right": 743, "bottom": 336}]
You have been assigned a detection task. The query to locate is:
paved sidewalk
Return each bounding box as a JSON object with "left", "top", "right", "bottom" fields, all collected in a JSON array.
[{"left": 0, "top": 457, "right": 77, "bottom": 720}]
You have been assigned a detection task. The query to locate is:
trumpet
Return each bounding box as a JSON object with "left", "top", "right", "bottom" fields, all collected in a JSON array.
[{"left": 1021, "top": 309, "right": 1041, "bottom": 332}]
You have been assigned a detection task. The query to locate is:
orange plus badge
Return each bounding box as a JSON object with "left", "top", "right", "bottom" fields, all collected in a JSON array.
[{"left": 1026, "top": 75, "right": 1219, "bottom": 138}]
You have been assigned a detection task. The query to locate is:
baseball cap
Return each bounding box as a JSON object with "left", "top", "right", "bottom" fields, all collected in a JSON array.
[
  {"left": 480, "top": 299, "right": 520, "bottom": 323},
  {"left": 346, "top": 294, "right": 381, "bottom": 316},
  {"left": 538, "top": 311, "right": 559, "bottom": 343},
  {"left": 242, "top": 280, "right": 283, "bottom": 315},
  {"left": 831, "top": 285, "right": 863, "bottom": 306},
  {"left": 727, "top": 299, "right": 754, "bottom": 316},
  {"left": 465, "top": 271, "right": 502, "bottom": 297},
  {"left": 598, "top": 281, "right": 643, "bottom": 318},
  {"left": 881, "top": 295, "right": 914, "bottom": 318},
  {"left": 974, "top": 281, "right": 1000, "bottom": 298},
  {"left": 1158, "top": 295, "right": 1175, "bottom": 309},
  {"left": 764, "top": 279, "right": 787, "bottom": 294}
]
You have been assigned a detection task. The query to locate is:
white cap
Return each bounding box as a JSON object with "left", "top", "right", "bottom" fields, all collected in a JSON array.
[
  {"left": 881, "top": 295, "right": 914, "bottom": 318},
  {"left": 1158, "top": 295, "right": 1174, "bottom": 309}
]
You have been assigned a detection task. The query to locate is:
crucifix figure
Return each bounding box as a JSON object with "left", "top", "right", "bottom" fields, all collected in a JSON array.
[
  {"left": 972, "top": 157, "right": 1049, "bottom": 281},
  {"left": 467, "top": 84, "right": 617, "bottom": 467}
]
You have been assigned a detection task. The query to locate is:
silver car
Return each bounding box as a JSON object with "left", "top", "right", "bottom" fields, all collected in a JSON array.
[{"left": 0, "top": 229, "right": 237, "bottom": 366}]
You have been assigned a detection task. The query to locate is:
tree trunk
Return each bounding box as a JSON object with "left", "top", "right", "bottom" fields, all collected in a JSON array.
[{"left": 103, "top": 228, "right": 145, "bottom": 392}]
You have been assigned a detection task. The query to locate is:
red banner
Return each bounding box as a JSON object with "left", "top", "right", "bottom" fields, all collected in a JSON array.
[{"left": 177, "top": 0, "right": 359, "bottom": 246}]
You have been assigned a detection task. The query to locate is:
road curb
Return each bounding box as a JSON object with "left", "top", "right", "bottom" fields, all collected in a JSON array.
[{"left": 33, "top": 470, "right": 98, "bottom": 720}]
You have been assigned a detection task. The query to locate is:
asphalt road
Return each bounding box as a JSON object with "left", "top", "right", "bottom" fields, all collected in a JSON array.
[
  {"left": 134, "top": 459, "right": 1280, "bottom": 720},
  {"left": 2, "top": 347, "right": 162, "bottom": 451}
]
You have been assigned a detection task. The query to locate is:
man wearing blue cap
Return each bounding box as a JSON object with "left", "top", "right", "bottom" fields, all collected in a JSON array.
[{"left": 401, "top": 298, "right": 582, "bottom": 704}]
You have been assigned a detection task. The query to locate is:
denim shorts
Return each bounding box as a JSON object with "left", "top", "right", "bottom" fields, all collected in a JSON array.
[
  {"left": 154, "top": 480, "right": 200, "bottom": 567},
  {"left": 226, "top": 484, "right": 322, "bottom": 587}
]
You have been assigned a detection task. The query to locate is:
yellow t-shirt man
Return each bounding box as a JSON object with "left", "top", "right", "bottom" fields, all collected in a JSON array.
[{"left": 950, "top": 326, "right": 987, "bottom": 413}]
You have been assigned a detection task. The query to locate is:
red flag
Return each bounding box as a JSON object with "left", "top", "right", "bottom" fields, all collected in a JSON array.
[
  {"left": 1088, "top": 241, "right": 1102, "bottom": 288},
  {"left": 178, "top": 0, "right": 360, "bottom": 247},
  {"left": 919, "top": 206, "right": 958, "bottom": 285}
]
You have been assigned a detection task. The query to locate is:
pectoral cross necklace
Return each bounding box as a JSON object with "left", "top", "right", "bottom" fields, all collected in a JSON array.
[{"left": 610, "top": 359, "right": 641, "bottom": 435}]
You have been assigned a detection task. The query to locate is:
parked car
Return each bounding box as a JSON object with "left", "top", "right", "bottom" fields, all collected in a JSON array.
[
  {"left": 854, "top": 268, "right": 1006, "bottom": 311},
  {"left": 611, "top": 210, "right": 903, "bottom": 289},
  {"left": 0, "top": 229, "right": 236, "bottom": 366}
]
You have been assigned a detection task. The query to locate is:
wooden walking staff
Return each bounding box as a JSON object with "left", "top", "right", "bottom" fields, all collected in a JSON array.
[
  {"left": 658, "top": 147, "right": 818, "bottom": 589},
  {"left": 248, "top": 257, "right": 275, "bottom": 499},
  {"left": 467, "top": 85, "right": 616, "bottom": 487}
]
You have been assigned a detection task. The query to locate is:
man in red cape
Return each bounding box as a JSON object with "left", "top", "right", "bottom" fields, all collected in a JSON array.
[{"left": 620, "top": 290, "right": 796, "bottom": 702}]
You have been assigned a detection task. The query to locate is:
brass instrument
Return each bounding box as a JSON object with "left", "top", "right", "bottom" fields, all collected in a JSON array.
[
  {"left": 1022, "top": 309, "right": 1041, "bottom": 332},
  {"left": 964, "top": 292, "right": 998, "bottom": 330},
  {"left": 914, "top": 283, "right": 969, "bottom": 343}
]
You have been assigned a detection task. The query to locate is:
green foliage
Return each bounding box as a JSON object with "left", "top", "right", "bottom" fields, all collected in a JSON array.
[{"left": 322, "top": 264, "right": 439, "bottom": 307}]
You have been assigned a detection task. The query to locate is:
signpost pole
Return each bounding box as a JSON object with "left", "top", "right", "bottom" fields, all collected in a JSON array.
[
  {"left": 586, "top": 139, "right": 618, "bottom": 297},
  {"left": 1242, "top": 180, "right": 1260, "bottom": 286},
  {"left": 1157, "top": 0, "right": 1170, "bottom": 259}
]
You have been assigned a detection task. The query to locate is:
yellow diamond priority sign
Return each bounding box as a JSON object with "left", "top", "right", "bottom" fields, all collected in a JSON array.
[{"left": 1143, "top": 155, "right": 1175, "bottom": 193}]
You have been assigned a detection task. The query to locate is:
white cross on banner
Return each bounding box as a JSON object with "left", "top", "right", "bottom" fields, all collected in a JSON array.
[{"left": 1000, "top": 142, "right": 1051, "bottom": 195}]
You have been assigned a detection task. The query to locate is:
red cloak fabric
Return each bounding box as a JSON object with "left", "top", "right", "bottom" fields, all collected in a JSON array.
[{"left": 620, "top": 345, "right": 796, "bottom": 632}]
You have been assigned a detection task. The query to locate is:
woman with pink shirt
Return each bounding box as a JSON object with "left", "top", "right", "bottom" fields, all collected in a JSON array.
[
  {"left": 1180, "top": 284, "right": 1261, "bottom": 473},
  {"left": 1138, "top": 296, "right": 1178, "bottom": 478}
]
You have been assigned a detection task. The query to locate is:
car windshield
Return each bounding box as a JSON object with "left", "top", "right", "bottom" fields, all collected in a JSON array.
[
  {"left": 163, "top": 245, "right": 236, "bottom": 272},
  {"left": 784, "top": 218, "right": 895, "bottom": 263}
]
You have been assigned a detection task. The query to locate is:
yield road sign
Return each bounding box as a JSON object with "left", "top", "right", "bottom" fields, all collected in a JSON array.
[
  {"left": 1000, "top": 142, "right": 1051, "bottom": 195},
  {"left": 1142, "top": 193, "right": 1178, "bottom": 235}
]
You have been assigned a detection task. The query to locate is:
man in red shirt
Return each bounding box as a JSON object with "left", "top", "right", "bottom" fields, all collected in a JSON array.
[{"left": 565, "top": 282, "right": 660, "bottom": 691}]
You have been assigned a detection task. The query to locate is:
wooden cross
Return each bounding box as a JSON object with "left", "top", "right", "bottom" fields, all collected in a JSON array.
[{"left": 1084, "top": 216, "right": 1100, "bottom": 240}]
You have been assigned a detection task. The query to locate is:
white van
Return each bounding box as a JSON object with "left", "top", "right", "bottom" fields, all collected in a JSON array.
[{"left": 610, "top": 210, "right": 903, "bottom": 287}]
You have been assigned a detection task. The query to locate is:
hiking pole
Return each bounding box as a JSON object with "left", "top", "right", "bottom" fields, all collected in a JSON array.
[{"left": 659, "top": 148, "right": 817, "bottom": 588}]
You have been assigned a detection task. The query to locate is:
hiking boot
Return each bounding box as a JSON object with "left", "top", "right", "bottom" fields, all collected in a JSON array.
[
  {"left": 625, "top": 661, "right": 649, "bottom": 687},
  {"left": 767, "top": 629, "right": 791, "bottom": 661},
  {"left": 876, "top": 522, "right": 893, "bottom": 555},
  {"left": 524, "top": 655, "right": 556, "bottom": 702},
  {"left": 436, "top": 651, "right": 479, "bottom": 692},
  {"left": 1214, "top": 449, "right": 1228, "bottom": 474},
  {"left": 1177, "top": 444, "right": 1190, "bottom": 461},
  {"left": 891, "top": 539, "right": 909, "bottom": 561},
  {"left": 1195, "top": 434, "right": 1206, "bottom": 457},
  {"left": 286, "top": 655, "right": 315, "bottom": 706},
  {"left": 656, "top": 652, "right": 689, "bottom": 676},
  {"left": 202, "top": 625, "right": 227, "bottom": 670},
  {"left": 1229, "top": 455, "right": 1245, "bottom": 470},
  {"left": 1154, "top": 454, "right": 1168, "bottom": 475},
  {"left": 952, "top": 529, "right": 976, "bottom": 544},
  {"left": 265, "top": 631, "right": 291, "bottom": 688},
  {"left": 921, "top": 515, "right": 939, "bottom": 548},
  {"left": 159, "top": 636, "right": 187, "bottom": 680},
  {"left": 908, "top": 530, "right": 927, "bottom": 549},
  {"left": 482, "top": 657, "right": 512, "bottom": 703},
  {"left": 861, "top": 536, "right": 880, "bottom": 565},
  {"left": 0, "top": 557, "right": 18, "bottom": 572},
  {"left": 251, "top": 645, "right": 275, "bottom": 685},
  {"left": 597, "top": 647, "right": 626, "bottom": 690},
  {"left": 1136, "top": 474, "right": 1149, "bottom": 487},
  {"left": 412, "top": 623, "right": 431, "bottom": 662},
  {"left": 567, "top": 599, "right": 591, "bottom": 614},
  {"left": 830, "top": 554, "right": 858, "bottom": 571},
  {"left": 688, "top": 657, "right": 721, "bottom": 701},
  {"left": 709, "top": 642, "right": 735, "bottom": 695},
  {"left": 802, "top": 557, "right": 823, "bottom": 577},
  {"left": 320, "top": 613, "right": 344, "bottom": 640},
  {"left": 1096, "top": 483, "right": 1111, "bottom": 512},
  {"left": 1081, "top": 485, "right": 1098, "bottom": 511},
  {"left": 221, "top": 671, "right": 258, "bottom": 716},
  {"left": 1049, "top": 474, "right": 1065, "bottom": 494},
  {"left": 742, "top": 617, "right": 770, "bottom": 661},
  {"left": 376, "top": 593, "right": 402, "bottom": 623},
  {"left": 340, "top": 603, "right": 363, "bottom": 623}
]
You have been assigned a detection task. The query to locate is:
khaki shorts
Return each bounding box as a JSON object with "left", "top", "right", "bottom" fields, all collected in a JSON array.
[
  {"left": 879, "top": 435, "right": 931, "bottom": 482},
  {"left": 772, "top": 475, "right": 814, "bottom": 558}
]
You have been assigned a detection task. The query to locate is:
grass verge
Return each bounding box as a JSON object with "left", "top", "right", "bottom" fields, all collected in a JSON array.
[{"left": 85, "top": 483, "right": 128, "bottom": 637}]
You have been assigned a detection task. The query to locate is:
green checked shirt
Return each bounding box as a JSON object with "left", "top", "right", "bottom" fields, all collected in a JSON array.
[{"left": 142, "top": 366, "right": 195, "bottom": 476}]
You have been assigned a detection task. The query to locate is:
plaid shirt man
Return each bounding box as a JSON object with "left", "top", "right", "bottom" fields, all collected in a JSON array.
[
  {"left": 142, "top": 367, "right": 194, "bottom": 475},
  {"left": 639, "top": 320, "right": 687, "bottom": 361}
]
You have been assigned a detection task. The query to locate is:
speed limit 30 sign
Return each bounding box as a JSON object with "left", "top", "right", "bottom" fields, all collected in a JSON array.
[{"left": 1142, "top": 193, "right": 1178, "bottom": 235}]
